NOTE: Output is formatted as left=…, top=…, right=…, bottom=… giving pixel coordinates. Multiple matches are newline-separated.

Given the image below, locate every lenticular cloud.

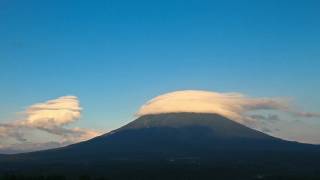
left=137, top=90, right=318, bottom=125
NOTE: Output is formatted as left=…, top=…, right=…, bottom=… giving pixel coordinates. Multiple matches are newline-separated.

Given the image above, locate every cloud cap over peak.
left=137, top=90, right=319, bottom=126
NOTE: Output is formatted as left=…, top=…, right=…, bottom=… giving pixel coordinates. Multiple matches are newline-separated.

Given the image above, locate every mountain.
left=52, top=113, right=317, bottom=153
left=1, top=113, right=320, bottom=179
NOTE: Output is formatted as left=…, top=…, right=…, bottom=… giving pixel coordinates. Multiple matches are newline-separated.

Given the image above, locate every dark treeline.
left=1, top=163, right=320, bottom=180
left=1, top=173, right=320, bottom=180
left=2, top=152, right=320, bottom=180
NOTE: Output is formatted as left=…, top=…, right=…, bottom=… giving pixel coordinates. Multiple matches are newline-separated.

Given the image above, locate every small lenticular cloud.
left=23, top=96, right=82, bottom=128
left=0, top=96, right=101, bottom=153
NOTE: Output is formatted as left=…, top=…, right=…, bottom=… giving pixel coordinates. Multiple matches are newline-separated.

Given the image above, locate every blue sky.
left=0, top=0, right=320, bottom=143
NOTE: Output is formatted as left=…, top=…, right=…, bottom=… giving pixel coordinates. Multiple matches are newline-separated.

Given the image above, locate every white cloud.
left=137, top=90, right=319, bottom=128
left=0, top=96, right=102, bottom=153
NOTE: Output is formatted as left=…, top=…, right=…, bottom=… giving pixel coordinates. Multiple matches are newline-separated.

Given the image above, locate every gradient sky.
left=1, top=0, right=320, bottom=146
